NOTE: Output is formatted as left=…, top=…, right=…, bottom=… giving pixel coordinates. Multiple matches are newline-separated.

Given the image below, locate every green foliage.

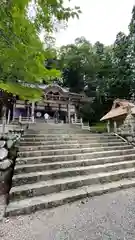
left=0, top=82, right=43, bottom=101
left=128, top=5, right=135, bottom=94
left=0, top=0, right=81, bottom=100
left=58, top=5, right=135, bottom=123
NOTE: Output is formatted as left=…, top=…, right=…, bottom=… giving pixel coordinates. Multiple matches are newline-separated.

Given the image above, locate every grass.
left=90, top=122, right=107, bottom=133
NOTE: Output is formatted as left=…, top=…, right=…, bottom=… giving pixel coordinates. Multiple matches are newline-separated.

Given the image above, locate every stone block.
left=0, top=148, right=8, bottom=160
left=0, top=159, right=13, bottom=170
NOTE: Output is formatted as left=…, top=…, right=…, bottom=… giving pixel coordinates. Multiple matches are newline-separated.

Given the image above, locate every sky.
left=55, top=0, right=135, bottom=47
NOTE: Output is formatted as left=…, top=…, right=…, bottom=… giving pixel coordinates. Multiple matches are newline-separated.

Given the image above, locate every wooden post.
left=67, top=103, right=71, bottom=123
left=27, top=105, right=30, bottom=119
left=31, top=101, right=35, bottom=123
left=12, top=103, right=16, bottom=121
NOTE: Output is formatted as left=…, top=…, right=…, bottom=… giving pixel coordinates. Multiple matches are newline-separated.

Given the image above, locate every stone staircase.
left=5, top=123, right=135, bottom=216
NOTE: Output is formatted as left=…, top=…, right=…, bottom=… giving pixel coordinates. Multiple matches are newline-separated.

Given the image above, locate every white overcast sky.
left=55, top=0, right=135, bottom=47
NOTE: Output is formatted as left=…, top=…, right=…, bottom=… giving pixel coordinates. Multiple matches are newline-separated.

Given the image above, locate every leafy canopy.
left=0, top=0, right=81, bottom=100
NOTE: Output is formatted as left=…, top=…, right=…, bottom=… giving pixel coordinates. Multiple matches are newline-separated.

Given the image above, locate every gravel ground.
left=1, top=188, right=135, bottom=240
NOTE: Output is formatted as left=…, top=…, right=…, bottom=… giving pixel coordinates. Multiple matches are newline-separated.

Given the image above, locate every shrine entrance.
left=9, top=84, right=92, bottom=123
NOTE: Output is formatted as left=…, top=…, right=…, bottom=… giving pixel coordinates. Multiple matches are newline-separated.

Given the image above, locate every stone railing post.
left=75, top=113, right=77, bottom=123
left=12, top=103, right=16, bottom=121
left=31, top=102, right=35, bottom=123
left=19, top=115, right=22, bottom=123
left=7, top=109, right=11, bottom=125
left=71, top=117, right=73, bottom=124
left=107, top=120, right=110, bottom=133
left=80, top=118, right=83, bottom=127
left=114, top=121, right=117, bottom=133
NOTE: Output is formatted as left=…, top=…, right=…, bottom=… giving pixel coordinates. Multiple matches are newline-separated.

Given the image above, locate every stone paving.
left=1, top=188, right=135, bottom=240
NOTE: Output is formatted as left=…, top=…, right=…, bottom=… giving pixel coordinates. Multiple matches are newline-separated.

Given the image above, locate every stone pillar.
left=75, top=112, right=77, bottom=123
left=80, top=118, right=83, bottom=125
left=71, top=117, right=73, bottom=124
left=31, top=101, right=35, bottom=123
left=19, top=115, right=22, bottom=123
left=107, top=120, right=110, bottom=133
left=7, top=109, right=11, bottom=124
left=114, top=121, right=117, bottom=133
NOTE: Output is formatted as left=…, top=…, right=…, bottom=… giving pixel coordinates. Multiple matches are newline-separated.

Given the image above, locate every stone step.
left=27, top=128, right=88, bottom=132
left=14, top=154, right=135, bottom=174
left=12, top=159, right=135, bottom=187
left=27, top=128, right=87, bottom=132
left=19, top=138, right=123, bottom=146
left=9, top=168, right=135, bottom=202
left=18, top=145, right=132, bottom=158
left=16, top=149, right=135, bottom=165
left=23, top=132, right=96, bottom=136
left=25, top=131, right=94, bottom=135
left=6, top=178, right=135, bottom=217
left=19, top=141, right=128, bottom=151
left=23, top=133, right=112, bottom=137
left=20, top=135, right=120, bottom=142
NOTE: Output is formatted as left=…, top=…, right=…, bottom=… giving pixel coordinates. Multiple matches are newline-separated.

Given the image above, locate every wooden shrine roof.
left=100, top=99, right=135, bottom=121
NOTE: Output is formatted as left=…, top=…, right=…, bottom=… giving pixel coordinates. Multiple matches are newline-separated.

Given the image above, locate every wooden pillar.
left=67, top=102, right=71, bottom=123
left=107, top=120, right=110, bottom=133
left=27, top=104, right=30, bottom=119
left=58, top=104, right=61, bottom=121
left=31, top=101, right=35, bottom=123
left=58, top=103, right=61, bottom=113
left=12, top=103, right=16, bottom=121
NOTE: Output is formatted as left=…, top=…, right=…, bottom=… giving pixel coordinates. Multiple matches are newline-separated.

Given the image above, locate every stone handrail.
left=71, top=118, right=83, bottom=125
left=19, top=115, right=34, bottom=124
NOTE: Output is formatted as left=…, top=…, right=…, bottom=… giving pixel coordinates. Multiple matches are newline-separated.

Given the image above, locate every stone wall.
left=0, top=131, right=22, bottom=220
left=117, top=113, right=135, bottom=135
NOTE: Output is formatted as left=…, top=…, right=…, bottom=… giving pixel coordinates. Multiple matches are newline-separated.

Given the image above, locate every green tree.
left=108, top=32, right=131, bottom=99
left=128, top=5, right=135, bottom=95
left=0, top=0, right=81, bottom=100
left=59, top=38, right=97, bottom=94
left=57, top=6, right=135, bottom=124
